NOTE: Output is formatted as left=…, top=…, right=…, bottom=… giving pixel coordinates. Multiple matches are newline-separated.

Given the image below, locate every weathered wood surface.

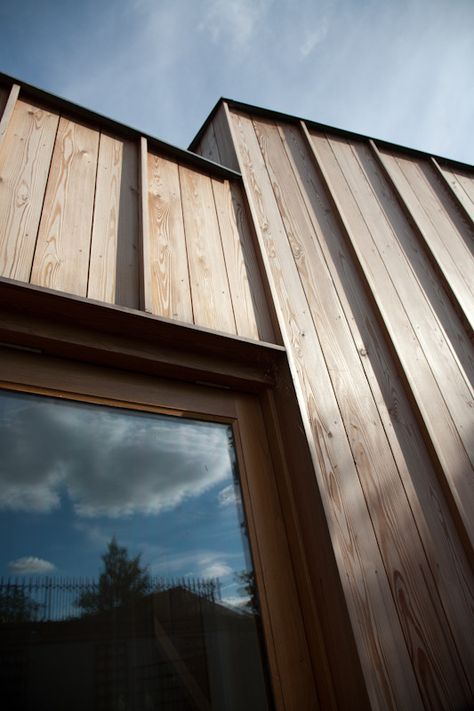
left=147, top=152, right=192, bottom=322
left=206, top=105, right=474, bottom=710
left=0, top=87, right=274, bottom=342
left=31, top=117, right=99, bottom=296
left=226, top=109, right=424, bottom=710
left=179, top=165, right=236, bottom=334
left=0, top=98, right=58, bottom=281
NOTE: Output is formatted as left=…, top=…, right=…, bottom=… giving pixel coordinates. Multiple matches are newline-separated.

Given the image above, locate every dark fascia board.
left=0, top=277, right=284, bottom=390
left=0, top=71, right=241, bottom=181
left=189, top=97, right=474, bottom=173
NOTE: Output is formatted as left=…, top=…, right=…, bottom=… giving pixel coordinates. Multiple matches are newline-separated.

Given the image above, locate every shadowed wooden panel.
left=311, top=133, right=474, bottom=542
left=228, top=110, right=422, bottom=711
left=0, top=84, right=10, bottom=121
left=88, top=133, right=123, bottom=303
left=212, top=178, right=261, bottom=340
left=0, top=83, right=20, bottom=150
left=252, top=117, right=472, bottom=707
left=114, top=139, right=139, bottom=309
left=437, top=163, right=474, bottom=222
left=0, top=99, right=58, bottom=281
left=196, top=122, right=221, bottom=165
left=180, top=165, right=236, bottom=334
left=31, top=117, right=99, bottom=297
left=147, top=153, right=193, bottom=322
left=376, top=149, right=474, bottom=333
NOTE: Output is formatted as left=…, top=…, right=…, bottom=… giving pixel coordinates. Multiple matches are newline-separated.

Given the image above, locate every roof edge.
left=0, top=72, right=241, bottom=181
left=189, top=96, right=474, bottom=172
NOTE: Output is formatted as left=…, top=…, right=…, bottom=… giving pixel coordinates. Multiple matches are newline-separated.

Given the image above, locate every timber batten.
left=0, top=73, right=473, bottom=710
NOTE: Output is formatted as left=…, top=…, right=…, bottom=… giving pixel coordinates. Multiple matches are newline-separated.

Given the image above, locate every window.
left=0, top=332, right=316, bottom=709
left=0, top=386, right=272, bottom=710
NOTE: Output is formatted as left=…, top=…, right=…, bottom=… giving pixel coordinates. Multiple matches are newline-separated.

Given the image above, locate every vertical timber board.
left=309, top=131, right=474, bottom=558
left=0, top=84, right=12, bottom=123
left=138, top=136, right=153, bottom=312
left=31, top=117, right=99, bottom=297
left=0, top=99, right=59, bottom=281
left=147, top=153, right=193, bottom=322
left=213, top=104, right=240, bottom=172
left=234, top=394, right=319, bottom=710
left=0, top=83, right=20, bottom=150
left=228, top=109, right=423, bottom=711
left=376, top=149, right=474, bottom=333
left=114, top=138, right=139, bottom=309
left=179, top=165, right=236, bottom=334
left=435, top=163, right=474, bottom=222
left=88, top=133, right=122, bottom=304
left=196, top=122, right=222, bottom=164
left=278, top=121, right=474, bottom=700
left=211, top=177, right=260, bottom=339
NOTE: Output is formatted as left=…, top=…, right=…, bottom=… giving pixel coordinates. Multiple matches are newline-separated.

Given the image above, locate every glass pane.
left=0, top=388, right=272, bottom=710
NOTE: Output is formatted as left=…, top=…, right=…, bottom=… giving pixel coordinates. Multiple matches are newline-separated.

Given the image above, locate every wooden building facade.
left=0, top=73, right=473, bottom=710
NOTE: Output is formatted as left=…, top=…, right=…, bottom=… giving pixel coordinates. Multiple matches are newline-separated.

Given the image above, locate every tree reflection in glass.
left=0, top=388, right=272, bottom=710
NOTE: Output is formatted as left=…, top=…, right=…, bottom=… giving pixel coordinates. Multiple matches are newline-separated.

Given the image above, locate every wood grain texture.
left=179, top=165, right=236, bottom=334
left=88, top=133, right=123, bottom=303
left=147, top=153, right=193, bottom=322
left=376, top=147, right=474, bottom=334
left=328, top=138, right=474, bottom=463
left=253, top=116, right=472, bottom=707
left=138, top=136, right=152, bottom=312
left=228, top=109, right=423, bottom=711
left=0, top=99, right=59, bottom=281
left=0, top=83, right=20, bottom=150
left=282, top=120, right=474, bottom=701
left=309, top=130, right=474, bottom=560
left=30, top=117, right=99, bottom=296
left=212, top=178, right=260, bottom=339
left=431, top=158, right=474, bottom=225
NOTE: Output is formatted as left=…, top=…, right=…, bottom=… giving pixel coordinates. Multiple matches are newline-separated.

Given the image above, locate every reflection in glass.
left=0, top=389, right=272, bottom=710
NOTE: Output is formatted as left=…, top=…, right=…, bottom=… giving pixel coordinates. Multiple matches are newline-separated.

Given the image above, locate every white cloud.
left=217, top=483, right=241, bottom=507
left=201, top=561, right=233, bottom=578
left=0, top=396, right=233, bottom=518
left=8, top=556, right=56, bottom=575
left=198, top=0, right=274, bottom=47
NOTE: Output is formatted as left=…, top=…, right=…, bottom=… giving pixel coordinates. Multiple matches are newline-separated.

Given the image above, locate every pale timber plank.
left=147, top=153, right=193, bottom=322
left=31, top=118, right=99, bottom=296
left=281, top=121, right=474, bottom=697
left=229, top=110, right=422, bottom=711
left=0, top=83, right=20, bottom=151
left=371, top=142, right=474, bottom=336
left=114, top=139, right=139, bottom=309
left=432, top=159, right=474, bottom=225
left=212, top=177, right=261, bottom=339
left=377, top=149, right=474, bottom=332
left=179, top=165, right=236, bottom=334
left=253, top=117, right=471, bottom=706
left=88, top=133, right=122, bottom=304
left=330, top=138, right=474, bottom=464
left=138, top=136, right=152, bottom=312
left=309, top=130, right=474, bottom=557
left=0, top=99, right=58, bottom=281
left=451, top=168, right=474, bottom=207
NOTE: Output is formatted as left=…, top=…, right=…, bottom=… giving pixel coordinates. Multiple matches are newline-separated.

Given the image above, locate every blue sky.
left=0, top=390, right=251, bottom=610
left=0, top=0, right=473, bottom=164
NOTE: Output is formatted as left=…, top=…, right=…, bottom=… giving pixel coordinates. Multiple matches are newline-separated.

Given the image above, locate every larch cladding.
left=195, top=103, right=474, bottom=711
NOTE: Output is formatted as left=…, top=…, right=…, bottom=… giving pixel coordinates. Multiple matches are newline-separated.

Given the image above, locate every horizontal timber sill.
left=0, top=278, right=285, bottom=391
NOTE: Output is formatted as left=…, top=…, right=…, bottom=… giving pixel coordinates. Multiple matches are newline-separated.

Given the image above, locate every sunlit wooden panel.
left=0, top=99, right=58, bottom=281
left=31, top=118, right=99, bottom=297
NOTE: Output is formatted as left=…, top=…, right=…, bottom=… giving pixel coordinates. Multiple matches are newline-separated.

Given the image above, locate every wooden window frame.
left=0, top=277, right=322, bottom=710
